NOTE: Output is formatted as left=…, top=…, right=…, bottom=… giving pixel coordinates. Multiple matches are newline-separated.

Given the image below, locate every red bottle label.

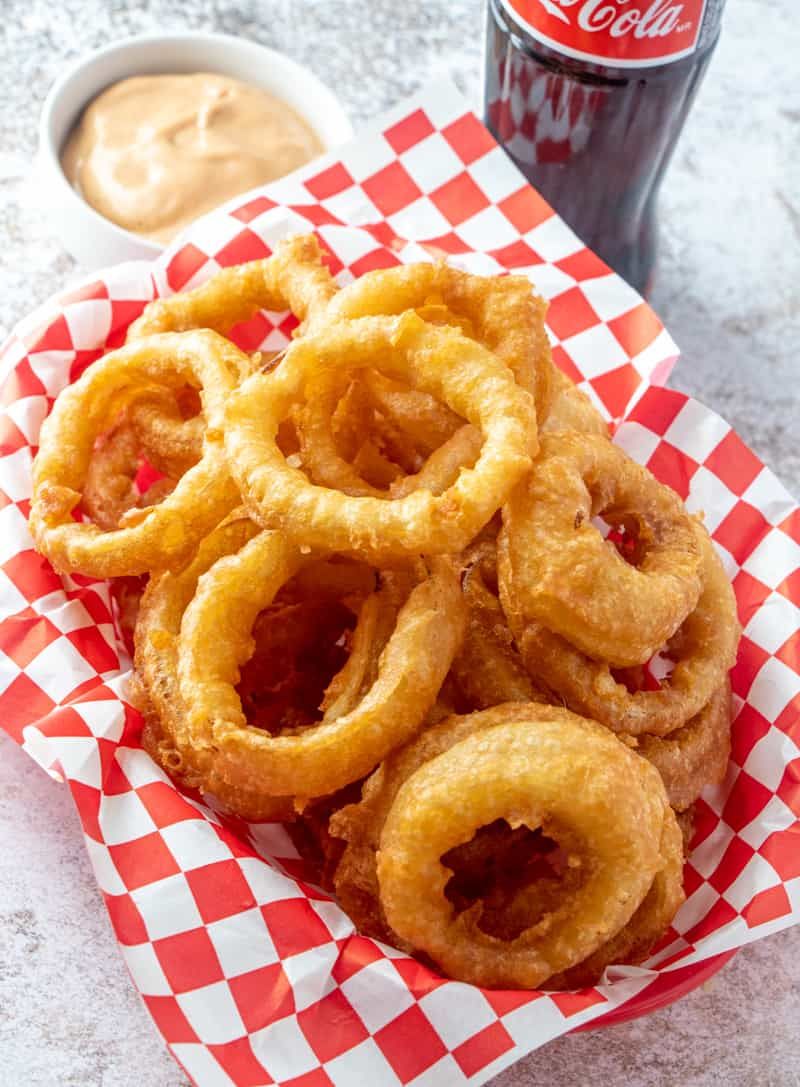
left=499, top=0, right=708, bottom=67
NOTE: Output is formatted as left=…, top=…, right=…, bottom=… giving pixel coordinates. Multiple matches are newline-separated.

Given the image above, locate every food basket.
left=1, top=78, right=798, bottom=1086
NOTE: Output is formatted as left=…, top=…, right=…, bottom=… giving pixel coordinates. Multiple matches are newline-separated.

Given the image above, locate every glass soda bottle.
left=484, top=0, right=727, bottom=294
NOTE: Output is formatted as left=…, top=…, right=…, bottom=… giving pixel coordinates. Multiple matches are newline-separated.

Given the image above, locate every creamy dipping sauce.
left=61, top=72, right=323, bottom=243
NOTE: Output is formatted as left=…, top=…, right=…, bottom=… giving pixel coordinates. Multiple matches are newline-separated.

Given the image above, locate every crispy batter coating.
left=332, top=703, right=682, bottom=989
left=503, top=520, right=739, bottom=736
left=500, top=432, right=703, bottom=667
left=225, top=312, right=538, bottom=561
left=29, top=237, right=739, bottom=993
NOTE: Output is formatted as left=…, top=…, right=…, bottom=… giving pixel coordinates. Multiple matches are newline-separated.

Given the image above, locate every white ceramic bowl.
left=38, top=32, right=354, bottom=268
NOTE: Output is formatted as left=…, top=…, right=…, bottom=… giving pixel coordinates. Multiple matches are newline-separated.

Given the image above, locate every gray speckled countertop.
left=0, top=2, right=798, bottom=1086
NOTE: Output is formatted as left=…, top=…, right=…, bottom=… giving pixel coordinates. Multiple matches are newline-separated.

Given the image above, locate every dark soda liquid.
left=484, top=0, right=726, bottom=294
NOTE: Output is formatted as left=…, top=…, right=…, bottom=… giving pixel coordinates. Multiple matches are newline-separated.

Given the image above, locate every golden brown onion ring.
left=225, top=313, right=538, bottom=561
left=128, top=233, right=337, bottom=338
left=323, top=262, right=553, bottom=416
left=500, top=433, right=703, bottom=668
left=631, top=680, right=732, bottom=810
left=132, top=514, right=295, bottom=821
left=295, top=264, right=552, bottom=501
left=176, top=531, right=466, bottom=799
left=333, top=702, right=674, bottom=988
left=503, top=521, right=739, bottom=737
left=30, top=330, right=246, bottom=577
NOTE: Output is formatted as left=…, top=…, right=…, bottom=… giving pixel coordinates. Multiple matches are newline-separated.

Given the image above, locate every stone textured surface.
left=0, top=2, right=798, bottom=1086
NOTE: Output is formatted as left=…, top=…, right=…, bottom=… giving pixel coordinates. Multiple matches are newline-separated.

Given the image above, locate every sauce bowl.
left=38, top=32, right=354, bottom=268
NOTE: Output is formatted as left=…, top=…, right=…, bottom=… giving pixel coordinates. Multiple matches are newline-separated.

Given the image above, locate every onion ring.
left=502, top=521, right=739, bottom=736
left=132, top=514, right=295, bottom=821
left=30, top=330, right=246, bottom=577
left=323, top=262, right=553, bottom=415
left=294, top=264, right=552, bottom=502
left=500, top=432, right=703, bottom=668
left=332, top=702, right=674, bottom=988
left=176, top=530, right=466, bottom=798
left=545, top=809, right=684, bottom=989
left=128, top=233, right=338, bottom=338
left=224, top=312, right=537, bottom=561
left=630, top=680, right=732, bottom=810
left=541, top=366, right=609, bottom=438
left=123, top=235, right=337, bottom=481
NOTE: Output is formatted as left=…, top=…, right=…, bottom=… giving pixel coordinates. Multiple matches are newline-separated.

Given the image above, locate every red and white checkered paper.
left=1, top=77, right=798, bottom=1087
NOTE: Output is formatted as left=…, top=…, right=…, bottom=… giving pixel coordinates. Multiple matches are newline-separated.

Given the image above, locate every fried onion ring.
left=630, top=680, right=732, bottom=810
left=500, top=433, right=703, bottom=668
left=132, top=514, right=296, bottom=821
left=541, top=365, right=609, bottom=438
left=176, top=531, right=466, bottom=798
left=503, top=521, right=739, bottom=736
left=30, top=330, right=247, bottom=576
left=332, top=702, right=675, bottom=988
left=323, top=262, right=553, bottom=415
left=128, top=233, right=338, bottom=338
left=225, top=313, right=537, bottom=561
left=294, top=264, right=551, bottom=502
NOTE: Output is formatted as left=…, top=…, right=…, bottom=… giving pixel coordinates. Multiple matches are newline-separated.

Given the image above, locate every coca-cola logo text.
left=534, top=0, right=687, bottom=39
left=502, top=0, right=707, bottom=65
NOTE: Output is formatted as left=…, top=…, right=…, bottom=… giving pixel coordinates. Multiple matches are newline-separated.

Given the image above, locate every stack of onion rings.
left=29, top=232, right=739, bottom=991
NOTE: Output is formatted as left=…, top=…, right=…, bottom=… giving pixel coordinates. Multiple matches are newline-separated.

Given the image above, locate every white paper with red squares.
left=0, top=77, right=797, bottom=1087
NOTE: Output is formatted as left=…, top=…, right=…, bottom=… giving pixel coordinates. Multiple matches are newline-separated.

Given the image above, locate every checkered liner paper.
left=1, top=77, right=798, bottom=1087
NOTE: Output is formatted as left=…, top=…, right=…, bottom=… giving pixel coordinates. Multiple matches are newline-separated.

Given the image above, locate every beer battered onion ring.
left=30, top=330, right=247, bottom=577
left=502, top=521, right=739, bottom=736
left=122, top=235, right=338, bottom=477
left=332, top=703, right=677, bottom=988
left=295, top=264, right=552, bottom=499
left=541, top=366, right=610, bottom=438
left=128, top=233, right=338, bottom=338
left=224, top=312, right=538, bottom=561
left=131, top=515, right=296, bottom=822
left=323, top=262, right=553, bottom=413
left=176, top=529, right=466, bottom=798
left=501, top=433, right=703, bottom=668
left=631, top=680, right=732, bottom=811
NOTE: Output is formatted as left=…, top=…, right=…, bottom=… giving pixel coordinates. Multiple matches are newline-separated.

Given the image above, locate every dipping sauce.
left=61, top=72, right=323, bottom=243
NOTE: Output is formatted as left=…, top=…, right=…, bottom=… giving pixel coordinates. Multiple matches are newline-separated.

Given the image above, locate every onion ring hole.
left=441, top=819, right=582, bottom=941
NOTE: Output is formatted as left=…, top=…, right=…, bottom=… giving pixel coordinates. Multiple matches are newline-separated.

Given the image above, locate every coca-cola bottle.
left=484, top=0, right=727, bottom=294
